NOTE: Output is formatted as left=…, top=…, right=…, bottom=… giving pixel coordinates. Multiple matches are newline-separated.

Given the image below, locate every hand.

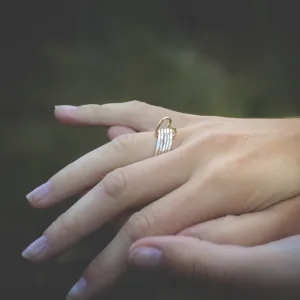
left=22, top=101, right=300, bottom=299
left=129, top=233, right=300, bottom=294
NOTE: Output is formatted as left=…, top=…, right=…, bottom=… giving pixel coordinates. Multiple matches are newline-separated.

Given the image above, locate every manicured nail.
left=55, top=105, right=78, bottom=113
left=129, top=247, right=163, bottom=269
left=26, top=181, right=51, bottom=204
left=67, top=278, right=87, bottom=299
left=22, top=236, right=48, bottom=261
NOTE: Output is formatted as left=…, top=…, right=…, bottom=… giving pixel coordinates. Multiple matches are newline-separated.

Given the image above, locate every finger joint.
left=102, top=168, right=128, bottom=200
left=122, top=212, right=153, bottom=242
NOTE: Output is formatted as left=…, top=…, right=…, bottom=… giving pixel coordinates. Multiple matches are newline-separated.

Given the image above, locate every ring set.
left=154, top=117, right=177, bottom=156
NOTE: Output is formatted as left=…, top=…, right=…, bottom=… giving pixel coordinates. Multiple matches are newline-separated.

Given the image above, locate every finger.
left=82, top=127, right=135, bottom=204
left=63, top=177, right=235, bottom=299
left=128, top=235, right=300, bottom=290
left=107, top=126, right=136, bottom=140
left=54, top=101, right=194, bottom=131
left=64, top=183, right=198, bottom=299
left=77, top=169, right=243, bottom=291
left=26, top=129, right=185, bottom=208
left=22, top=147, right=191, bottom=262
left=66, top=229, right=131, bottom=299
left=65, top=197, right=191, bottom=300
left=80, top=186, right=300, bottom=296
left=31, top=125, right=136, bottom=201
left=179, top=196, right=300, bottom=246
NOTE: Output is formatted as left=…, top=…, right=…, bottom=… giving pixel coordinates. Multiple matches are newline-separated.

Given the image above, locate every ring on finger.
left=154, top=117, right=177, bottom=156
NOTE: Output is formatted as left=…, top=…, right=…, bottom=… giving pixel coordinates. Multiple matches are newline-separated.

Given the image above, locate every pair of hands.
left=22, top=101, right=300, bottom=299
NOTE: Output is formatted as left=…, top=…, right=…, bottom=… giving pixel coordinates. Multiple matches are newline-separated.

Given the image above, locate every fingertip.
left=22, top=236, right=49, bottom=262
left=55, top=105, right=78, bottom=112
left=54, top=105, right=83, bottom=125
left=26, top=181, right=52, bottom=207
left=128, top=247, right=163, bottom=270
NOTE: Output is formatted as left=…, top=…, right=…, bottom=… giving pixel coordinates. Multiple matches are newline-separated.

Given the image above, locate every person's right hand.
left=129, top=233, right=300, bottom=294
left=23, top=101, right=300, bottom=299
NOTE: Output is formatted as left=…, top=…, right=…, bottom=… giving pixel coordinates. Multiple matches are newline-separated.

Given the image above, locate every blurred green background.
left=1, top=1, right=300, bottom=299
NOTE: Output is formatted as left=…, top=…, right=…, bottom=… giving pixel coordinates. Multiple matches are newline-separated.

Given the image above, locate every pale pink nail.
left=67, top=278, right=87, bottom=299
left=22, top=236, right=48, bottom=261
left=26, top=181, right=51, bottom=204
left=55, top=105, right=78, bottom=113
left=129, top=247, right=163, bottom=269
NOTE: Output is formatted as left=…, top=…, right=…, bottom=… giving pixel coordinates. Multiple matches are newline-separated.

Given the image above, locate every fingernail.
left=55, top=105, right=78, bottom=113
left=22, top=236, right=48, bottom=261
left=67, top=278, right=87, bottom=299
left=26, top=181, right=51, bottom=204
left=129, top=247, right=163, bottom=269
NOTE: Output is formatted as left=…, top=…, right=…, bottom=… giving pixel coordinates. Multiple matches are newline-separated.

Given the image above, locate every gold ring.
left=154, top=117, right=177, bottom=156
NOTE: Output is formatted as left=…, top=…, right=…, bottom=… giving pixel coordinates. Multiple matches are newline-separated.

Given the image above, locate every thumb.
left=128, top=236, right=300, bottom=290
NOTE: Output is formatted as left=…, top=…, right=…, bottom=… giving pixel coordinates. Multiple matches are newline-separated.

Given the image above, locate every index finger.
left=54, top=101, right=194, bottom=131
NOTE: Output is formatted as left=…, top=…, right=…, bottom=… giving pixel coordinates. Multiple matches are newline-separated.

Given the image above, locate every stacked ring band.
left=154, top=117, right=177, bottom=156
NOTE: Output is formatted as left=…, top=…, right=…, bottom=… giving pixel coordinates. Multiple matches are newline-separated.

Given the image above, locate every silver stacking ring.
left=154, top=117, right=177, bottom=156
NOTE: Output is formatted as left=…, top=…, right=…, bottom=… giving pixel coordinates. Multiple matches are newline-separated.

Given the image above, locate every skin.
left=129, top=234, right=300, bottom=294
left=22, top=101, right=300, bottom=299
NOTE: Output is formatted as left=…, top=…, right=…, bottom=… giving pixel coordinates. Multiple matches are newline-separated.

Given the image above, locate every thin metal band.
left=154, top=117, right=176, bottom=156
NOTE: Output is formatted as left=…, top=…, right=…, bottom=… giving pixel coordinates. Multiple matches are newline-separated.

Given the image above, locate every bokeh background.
left=1, top=1, right=300, bottom=299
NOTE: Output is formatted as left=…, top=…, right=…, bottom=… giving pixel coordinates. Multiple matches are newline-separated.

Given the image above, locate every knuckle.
left=202, top=162, right=226, bottom=183
left=202, top=154, right=239, bottom=185
left=110, top=133, right=135, bottom=153
left=213, top=157, right=244, bottom=185
left=215, top=131, right=237, bottom=144
left=122, top=212, right=153, bottom=242
left=206, top=131, right=233, bottom=145
left=129, top=100, right=147, bottom=110
left=191, top=131, right=218, bottom=152
left=194, top=130, right=241, bottom=151
left=102, top=169, right=128, bottom=199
